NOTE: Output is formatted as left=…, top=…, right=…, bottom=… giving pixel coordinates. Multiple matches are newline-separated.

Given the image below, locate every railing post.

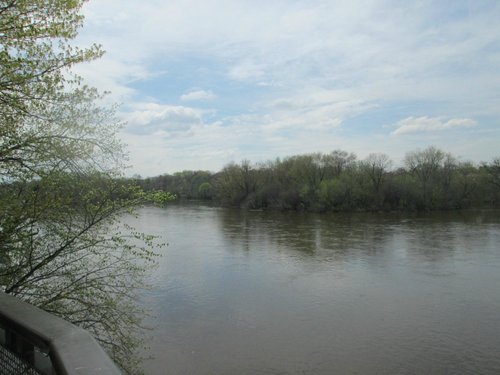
left=5, top=329, right=35, bottom=365
left=5, top=330, right=35, bottom=365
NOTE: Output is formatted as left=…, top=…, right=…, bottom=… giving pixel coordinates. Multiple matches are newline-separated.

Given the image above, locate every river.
left=128, top=203, right=500, bottom=374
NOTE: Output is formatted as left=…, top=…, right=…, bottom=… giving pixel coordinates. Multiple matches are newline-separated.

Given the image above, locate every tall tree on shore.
left=0, top=1, right=171, bottom=373
left=404, top=146, right=450, bottom=208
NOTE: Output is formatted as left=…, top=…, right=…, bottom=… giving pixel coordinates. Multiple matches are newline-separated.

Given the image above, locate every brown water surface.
left=130, top=204, right=500, bottom=374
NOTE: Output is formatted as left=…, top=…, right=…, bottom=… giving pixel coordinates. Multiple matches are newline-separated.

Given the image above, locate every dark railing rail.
left=0, top=292, right=122, bottom=375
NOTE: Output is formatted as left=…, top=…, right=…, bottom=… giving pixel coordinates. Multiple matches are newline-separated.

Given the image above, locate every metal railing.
left=0, top=292, right=122, bottom=375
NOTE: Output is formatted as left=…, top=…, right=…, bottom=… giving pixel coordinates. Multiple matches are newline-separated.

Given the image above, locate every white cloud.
left=124, top=103, right=205, bottom=136
left=180, top=90, right=216, bottom=101
left=262, top=88, right=374, bottom=132
left=74, top=0, right=500, bottom=174
left=72, top=55, right=164, bottom=106
left=228, top=60, right=267, bottom=82
left=392, top=116, right=478, bottom=135
left=78, top=0, right=500, bottom=98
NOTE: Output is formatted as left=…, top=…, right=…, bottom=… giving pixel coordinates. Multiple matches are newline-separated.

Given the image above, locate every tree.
left=325, top=149, right=357, bottom=177
left=452, top=161, right=478, bottom=208
left=214, top=160, right=258, bottom=207
left=198, top=181, right=213, bottom=200
left=362, top=153, right=392, bottom=194
left=404, top=146, right=448, bottom=208
left=485, top=157, right=500, bottom=189
left=288, top=154, right=325, bottom=203
left=0, top=2, right=172, bottom=373
left=481, top=157, right=500, bottom=206
left=0, top=173, right=169, bottom=372
left=359, top=153, right=392, bottom=208
left=0, top=0, right=102, bottom=113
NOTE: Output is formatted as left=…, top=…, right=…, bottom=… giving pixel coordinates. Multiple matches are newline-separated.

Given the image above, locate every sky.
left=75, top=0, right=500, bottom=177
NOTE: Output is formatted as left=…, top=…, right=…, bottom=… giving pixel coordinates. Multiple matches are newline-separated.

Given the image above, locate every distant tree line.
left=134, top=147, right=500, bottom=212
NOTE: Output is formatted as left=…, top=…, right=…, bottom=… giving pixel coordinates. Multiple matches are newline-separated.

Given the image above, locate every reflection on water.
left=127, top=204, right=500, bottom=374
